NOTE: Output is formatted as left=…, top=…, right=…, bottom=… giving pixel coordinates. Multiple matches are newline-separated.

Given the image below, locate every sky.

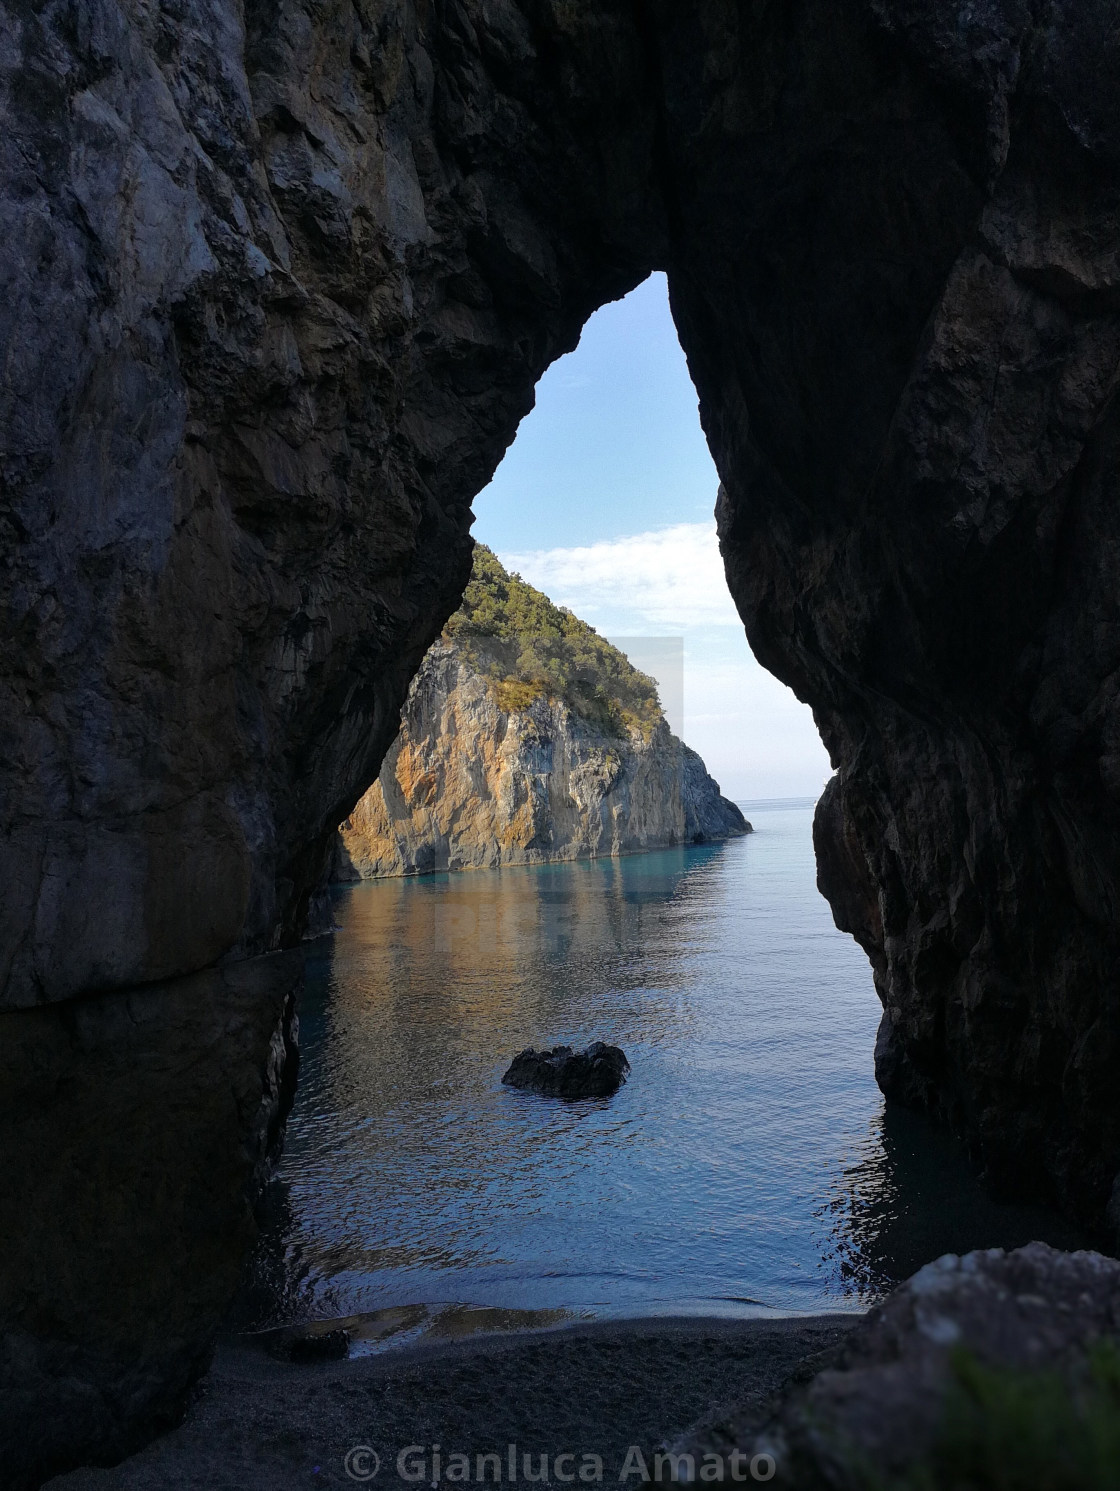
left=471, top=273, right=831, bottom=802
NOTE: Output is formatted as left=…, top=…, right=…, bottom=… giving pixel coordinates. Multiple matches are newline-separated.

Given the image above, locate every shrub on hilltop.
left=444, top=545, right=663, bottom=737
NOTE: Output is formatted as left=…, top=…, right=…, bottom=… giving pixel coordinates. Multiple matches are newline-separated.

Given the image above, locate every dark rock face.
left=0, top=0, right=667, bottom=1009
left=681, top=747, right=751, bottom=845
left=502, top=1042, right=630, bottom=1099
left=676, top=1243, right=1120, bottom=1487
left=0, top=953, right=302, bottom=1489
left=2, top=0, right=1120, bottom=1316
left=679, top=4, right=1120, bottom=1225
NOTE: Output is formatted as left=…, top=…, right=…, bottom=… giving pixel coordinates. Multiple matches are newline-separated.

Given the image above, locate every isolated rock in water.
left=676, top=1243, right=1120, bottom=1487
left=502, top=1043, right=630, bottom=1099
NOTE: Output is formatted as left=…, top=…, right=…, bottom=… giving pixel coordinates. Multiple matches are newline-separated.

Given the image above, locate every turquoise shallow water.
left=244, top=800, right=1086, bottom=1333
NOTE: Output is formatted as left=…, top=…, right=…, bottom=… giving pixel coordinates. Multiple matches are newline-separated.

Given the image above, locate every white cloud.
left=494, top=523, right=832, bottom=800
left=680, top=655, right=832, bottom=800
left=502, top=522, right=742, bottom=630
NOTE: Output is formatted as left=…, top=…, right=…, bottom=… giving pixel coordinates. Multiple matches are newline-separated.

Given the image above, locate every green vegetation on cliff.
left=444, top=545, right=662, bottom=737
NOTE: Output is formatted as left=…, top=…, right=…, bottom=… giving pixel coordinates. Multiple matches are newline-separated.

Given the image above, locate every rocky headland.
left=336, top=548, right=749, bottom=879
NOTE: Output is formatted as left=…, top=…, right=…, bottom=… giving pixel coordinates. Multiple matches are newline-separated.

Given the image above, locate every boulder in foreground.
left=502, top=1042, right=630, bottom=1099
left=675, top=1242, right=1120, bottom=1487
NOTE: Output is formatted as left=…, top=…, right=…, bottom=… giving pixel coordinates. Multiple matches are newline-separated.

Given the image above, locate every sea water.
left=242, top=800, right=1086, bottom=1337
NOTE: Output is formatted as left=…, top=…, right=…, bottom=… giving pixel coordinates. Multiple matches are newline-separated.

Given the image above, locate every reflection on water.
left=818, top=1101, right=1090, bottom=1301
left=240, top=801, right=1087, bottom=1329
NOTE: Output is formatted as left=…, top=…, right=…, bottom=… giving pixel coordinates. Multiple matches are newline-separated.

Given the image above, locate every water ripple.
left=236, top=805, right=1086, bottom=1330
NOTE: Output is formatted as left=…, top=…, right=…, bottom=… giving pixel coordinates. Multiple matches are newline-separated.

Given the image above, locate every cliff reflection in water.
left=244, top=800, right=1084, bottom=1330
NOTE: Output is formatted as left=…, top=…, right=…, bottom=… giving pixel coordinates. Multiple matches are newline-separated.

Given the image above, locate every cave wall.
left=671, top=1, right=1120, bottom=1222
left=3, top=0, right=1120, bottom=1226
left=0, top=0, right=667, bottom=1005
left=0, top=951, right=302, bottom=1487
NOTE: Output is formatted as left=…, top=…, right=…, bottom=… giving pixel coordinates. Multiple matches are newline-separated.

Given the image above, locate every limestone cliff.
left=337, top=637, right=749, bottom=879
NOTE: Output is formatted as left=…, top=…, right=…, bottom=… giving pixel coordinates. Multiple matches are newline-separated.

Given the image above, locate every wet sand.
left=48, top=1315, right=858, bottom=1490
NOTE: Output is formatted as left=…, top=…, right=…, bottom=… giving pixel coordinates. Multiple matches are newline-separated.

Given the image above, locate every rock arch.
left=4, top=0, right=1120, bottom=1231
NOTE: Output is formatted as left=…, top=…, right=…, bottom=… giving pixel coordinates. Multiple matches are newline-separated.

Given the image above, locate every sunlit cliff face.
left=336, top=635, right=746, bottom=878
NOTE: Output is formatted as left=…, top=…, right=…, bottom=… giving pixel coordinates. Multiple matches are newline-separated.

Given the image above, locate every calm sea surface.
left=241, top=800, right=1086, bottom=1341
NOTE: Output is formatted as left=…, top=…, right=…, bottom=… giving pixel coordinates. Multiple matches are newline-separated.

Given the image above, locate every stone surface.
left=335, top=639, right=749, bottom=879
left=1, top=0, right=1120, bottom=1241
left=44, top=1319, right=857, bottom=1491
left=0, top=952, right=302, bottom=1490
left=675, top=1243, right=1120, bottom=1488
left=502, top=1041, right=630, bottom=1099
left=286, top=1329, right=351, bottom=1364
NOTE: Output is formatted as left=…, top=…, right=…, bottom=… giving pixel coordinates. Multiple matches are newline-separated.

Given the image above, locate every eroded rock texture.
left=336, top=639, right=748, bottom=877
left=502, top=1040, right=631, bottom=1099
left=0, top=0, right=667, bottom=1006
left=675, top=1243, right=1120, bottom=1488
left=2, top=0, right=1120, bottom=1247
